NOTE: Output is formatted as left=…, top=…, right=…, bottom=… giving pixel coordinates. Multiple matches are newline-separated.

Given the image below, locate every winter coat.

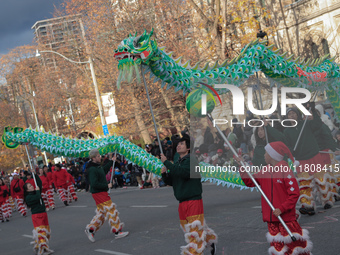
left=53, top=168, right=68, bottom=187
left=0, top=185, right=9, bottom=203
left=162, top=154, right=202, bottom=202
left=25, top=190, right=45, bottom=214
left=39, top=175, right=49, bottom=191
left=283, top=109, right=322, bottom=160
left=87, top=160, right=113, bottom=194
left=11, top=178, right=25, bottom=198
left=240, top=160, right=299, bottom=223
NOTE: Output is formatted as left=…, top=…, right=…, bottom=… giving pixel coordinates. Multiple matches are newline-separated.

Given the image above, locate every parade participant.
left=313, top=118, right=340, bottom=209
left=38, top=168, right=50, bottom=211
left=66, top=172, right=78, bottom=203
left=25, top=172, right=37, bottom=188
left=10, top=172, right=27, bottom=216
left=0, top=178, right=11, bottom=222
left=3, top=176, right=12, bottom=218
left=240, top=141, right=312, bottom=255
left=84, top=149, right=129, bottom=242
left=52, top=164, right=69, bottom=206
left=44, top=166, right=55, bottom=210
left=283, top=103, right=323, bottom=215
left=24, top=175, right=54, bottom=255
left=252, top=120, right=286, bottom=168
left=161, top=135, right=217, bottom=255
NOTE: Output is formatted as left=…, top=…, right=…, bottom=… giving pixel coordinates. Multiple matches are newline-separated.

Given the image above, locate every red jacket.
left=39, top=175, right=49, bottom=191
left=47, top=172, right=54, bottom=187
left=10, top=178, right=25, bottom=198
left=240, top=160, right=300, bottom=223
left=0, top=185, right=9, bottom=203
left=67, top=173, right=75, bottom=185
left=25, top=178, right=36, bottom=189
left=53, top=168, right=68, bottom=187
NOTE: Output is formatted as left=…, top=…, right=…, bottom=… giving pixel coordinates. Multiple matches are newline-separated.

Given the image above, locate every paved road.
left=1, top=183, right=340, bottom=255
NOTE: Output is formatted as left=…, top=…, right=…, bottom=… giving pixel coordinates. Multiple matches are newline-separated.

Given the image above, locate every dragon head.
left=114, top=29, right=157, bottom=87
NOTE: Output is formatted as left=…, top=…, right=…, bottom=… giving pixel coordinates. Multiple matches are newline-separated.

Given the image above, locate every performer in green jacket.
left=24, top=173, right=54, bottom=255
left=84, top=149, right=129, bottom=243
left=161, top=135, right=217, bottom=255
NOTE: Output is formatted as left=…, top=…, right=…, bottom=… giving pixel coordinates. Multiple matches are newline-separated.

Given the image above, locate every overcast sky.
left=0, top=0, right=64, bottom=55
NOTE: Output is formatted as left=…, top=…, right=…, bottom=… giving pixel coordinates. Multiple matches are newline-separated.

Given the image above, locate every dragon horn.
left=134, top=31, right=138, bottom=37
left=149, top=28, right=154, bottom=37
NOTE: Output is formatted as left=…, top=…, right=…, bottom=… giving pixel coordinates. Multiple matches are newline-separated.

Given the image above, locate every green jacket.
left=162, top=153, right=202, bottom=202
left=314, top=123, right=338, bottom=151
left=283, top=109, right=322, bottom=160
left=25, top=190, right=45, bottom=214
left=87, top=160, right=113, bottom=194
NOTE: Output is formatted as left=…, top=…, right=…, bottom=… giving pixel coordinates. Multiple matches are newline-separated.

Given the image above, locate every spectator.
left=194, top=129, right=204, bottom=149
left=315, top=104, right=334, bottom=131
left=204, top=126, right=214, bottom=147
left=232, top=118, right=246, bottom=152
left=211, top=149, right=226, bottom=165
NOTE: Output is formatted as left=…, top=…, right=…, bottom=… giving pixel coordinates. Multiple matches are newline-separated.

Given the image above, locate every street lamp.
left=35, top=49, right=108, bottom=135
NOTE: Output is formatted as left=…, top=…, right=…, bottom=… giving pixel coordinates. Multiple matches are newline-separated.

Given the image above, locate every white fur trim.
left=180, top=242, right=206, bottom=255
left=183, top=220, right=204, bottom=233
left=268, top=245, right=288, bottom=255
left=267, top=229, right=313, bottom=255
left=180, top=220, right=217, bottom=254
left=297, top=175, right=314, bottom=182
left=314, top=173, right=337, bottom=185
left=265, top=144, right=283, bottom=162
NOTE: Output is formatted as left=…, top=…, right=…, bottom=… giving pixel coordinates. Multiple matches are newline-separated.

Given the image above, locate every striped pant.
left=67, top=183, right=78, bottom=202
left=15, top=197, right=27, bottom=216
left=0, top=200, right=11, bottom=220
left=32, top=212, right=53, bottom=255
left=47, top=188, right=55, bottom=209
left=86, top=192, right=124, bottom=234
left=41, top=190, right=49, bottom=210
left=179, top=199, right=217, bottom=255
left=57, top=185, right=69, bottom=202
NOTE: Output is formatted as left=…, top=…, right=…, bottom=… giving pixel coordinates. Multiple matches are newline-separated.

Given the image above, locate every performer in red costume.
left=240, top=141, right=313, bottom=255
left=44, top=166, right=55, bottom=210
left=66, top=172, right=78, bottom=203
left=0, top=178, right=11, bottom=222
left=11, top=172, right=27, bottom=216
left=53, top=164, right=70, bottom=206
left=39, top=168, right=50, bottom=211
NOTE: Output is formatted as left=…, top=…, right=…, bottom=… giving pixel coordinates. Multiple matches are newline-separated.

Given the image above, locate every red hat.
left=217, top=149, right=223, bottom=153
left=264, top=141, right=298, bottom=165
left=223, top=141, right=232, bottom=147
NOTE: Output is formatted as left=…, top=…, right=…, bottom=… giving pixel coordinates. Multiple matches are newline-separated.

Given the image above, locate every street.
left=1, top=183, right=340, bottom=255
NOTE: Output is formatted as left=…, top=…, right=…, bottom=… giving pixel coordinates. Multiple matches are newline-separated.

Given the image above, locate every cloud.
left=0, top=0, right=63, bottom=55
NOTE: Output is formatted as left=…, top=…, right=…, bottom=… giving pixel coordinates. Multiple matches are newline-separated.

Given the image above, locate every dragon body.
left=114, top=29, right=340, bottom=119
left=4, top=30, right=340, bottom=191
left=2, top=126, right=250, bottom=190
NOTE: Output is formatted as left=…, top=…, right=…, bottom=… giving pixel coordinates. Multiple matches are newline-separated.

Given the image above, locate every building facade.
left=267, top=0, right=340, bottom=60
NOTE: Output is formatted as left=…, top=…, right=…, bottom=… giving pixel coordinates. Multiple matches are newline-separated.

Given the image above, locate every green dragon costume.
left=114, top=29, right=340, bottom=119
left=2, top=126, right=247, bottom=189
left=4, top=29, right=340, bottom=191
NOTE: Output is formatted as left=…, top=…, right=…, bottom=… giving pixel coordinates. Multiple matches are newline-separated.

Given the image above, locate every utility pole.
left=21, top=101, right=36, bottom=168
